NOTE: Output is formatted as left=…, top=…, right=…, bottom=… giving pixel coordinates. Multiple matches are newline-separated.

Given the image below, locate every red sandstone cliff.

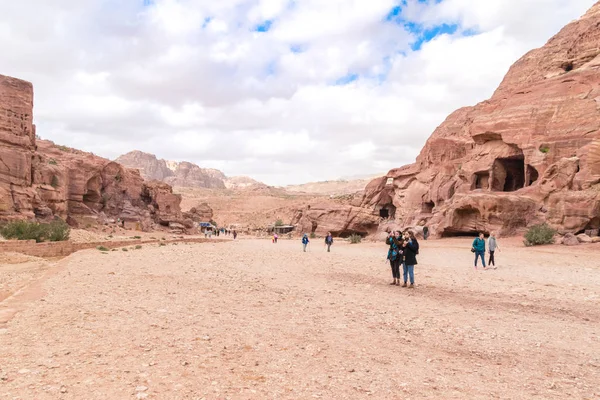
left=0, top=74, right=183, bottom=230
left=358, top=2, right=600, bottom=237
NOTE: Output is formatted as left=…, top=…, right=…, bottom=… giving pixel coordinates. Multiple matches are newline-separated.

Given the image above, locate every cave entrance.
left=379, top=204, right=396, bottom=219
left=421, top=201, right=434, bottom=214
left=311, top=222, right=318, bottom=233
left=526, top=165, right=539, bottom=186
left=472, top=171, right=490, bottom=190
left=441, top=207, right=485, bottom=237
left=492, top=156, right=525, bottom=192
left=83, top=176, right=102, bottom=210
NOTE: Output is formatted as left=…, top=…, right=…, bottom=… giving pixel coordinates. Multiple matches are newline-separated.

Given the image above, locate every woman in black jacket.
left=402, top=231, right=419, bottom=288
left=385, top=231, right=404, bottom=285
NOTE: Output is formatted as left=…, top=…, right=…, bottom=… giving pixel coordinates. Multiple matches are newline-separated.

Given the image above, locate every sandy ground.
left=1, top=238, right=599, bottom=399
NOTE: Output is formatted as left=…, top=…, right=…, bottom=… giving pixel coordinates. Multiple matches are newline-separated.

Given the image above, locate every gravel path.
left=1, top=238, right=599, bottom=399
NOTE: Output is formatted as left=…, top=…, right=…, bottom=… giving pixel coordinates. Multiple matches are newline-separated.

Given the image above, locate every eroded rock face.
left=117, top=151, right=227, bottom=189
left=358, top=2, right=600, bottom=238
left=0, top=74, right=183, bottom=229
left=291, top=203, right=380, bottom=237
left=183, top=202, right=214, bottom=223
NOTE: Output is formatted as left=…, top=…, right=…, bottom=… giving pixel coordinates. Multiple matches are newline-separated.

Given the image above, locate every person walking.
left=302, top=233, right=310, bottom=252
left=386, top=231, right=404, bottom=286
left=488, top=232, right=499, bottom=269
left=274, top=233, right=278, bottom=244
left=233, top=230, right=237, bottom=240
left=324, top=232, right=334, bottom=252
left=472, top=232, right=486, bottom=270
left=402, top=231, right=419, bottom=288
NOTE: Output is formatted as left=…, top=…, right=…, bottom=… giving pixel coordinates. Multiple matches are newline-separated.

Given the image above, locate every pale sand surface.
left=1, top=238, right=599, bottom=399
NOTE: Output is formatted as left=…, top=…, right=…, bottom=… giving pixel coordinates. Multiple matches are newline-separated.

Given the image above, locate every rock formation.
left=116, top=151, right=265, bottom=189
left=0, top=74, right=183, bottom=230
left=359, top=2, right=600, bottom=238
left=182, top=202, right=214, bottom=223
left=291, top=202, right=380, bottom=237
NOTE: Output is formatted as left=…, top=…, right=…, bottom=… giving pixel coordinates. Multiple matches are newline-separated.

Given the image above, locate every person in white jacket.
left=488, top=232, right=500, bottom=269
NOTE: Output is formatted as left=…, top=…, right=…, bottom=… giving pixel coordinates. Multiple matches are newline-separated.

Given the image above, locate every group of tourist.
left=300, top=232, right=334, bottom=252
left=295, top=228, right=499, bottom=287
left=471, top=232, right=500, bottom=270
left=386, top=230, right=420, bottom=287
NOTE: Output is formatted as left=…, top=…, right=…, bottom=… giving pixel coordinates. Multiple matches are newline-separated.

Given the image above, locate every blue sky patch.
left=255, top=20, right=273, bottom=32
left=334, top=73, right=359, bottom=86
left=411, top=23, right=458, bottom=50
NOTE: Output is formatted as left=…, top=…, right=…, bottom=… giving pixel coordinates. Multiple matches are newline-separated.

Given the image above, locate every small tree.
left=524, top=223, right=556, bottom=246
left=274, top=219, right=284, bottom=226
left=349, top=234, right=362, bottom=244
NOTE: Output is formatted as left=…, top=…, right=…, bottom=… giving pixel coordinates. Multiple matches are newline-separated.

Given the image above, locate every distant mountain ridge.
left=115, top=151, right=265, bottom=189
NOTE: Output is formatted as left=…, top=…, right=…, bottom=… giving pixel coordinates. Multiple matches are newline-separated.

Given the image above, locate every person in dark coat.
left=402, top=231, right=419, bottom=288
left=386, top=231, right=404, bottom=285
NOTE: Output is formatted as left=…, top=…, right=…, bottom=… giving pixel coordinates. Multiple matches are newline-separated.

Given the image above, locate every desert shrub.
left=132, top=236, right=141, bottom=239
left=524, top=223, right=556, bottom=246
left=46, top=219, right=70, bottom=242
left=0, top=219, right=70, bottom=243
left=159, top=242, right=166, bottom=247
left=274, top=219, right=284, bottom=226
left=56, top=145, right=70, bottom=152
left=97, top=246, right=109, bottom=251
left=348, top=234, right=362, bottom=244
left=539, top=145, right=550, bottom=154
left=0, top=220, right=47, bottom=242
left=209, top=220, right=218, bottom=228
left=48, top=158, right=58, bottom=165
left=122, top=247, right=128, bottom=251
left=310, top=232, right=316, bottom=239
left=135, top=245, right=142, bottom=250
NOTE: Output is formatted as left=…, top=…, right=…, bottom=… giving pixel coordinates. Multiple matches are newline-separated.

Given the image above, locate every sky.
left=0, top=0, right=596, bottom=186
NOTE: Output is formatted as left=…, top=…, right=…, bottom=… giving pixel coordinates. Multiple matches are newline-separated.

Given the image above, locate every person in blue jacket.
left=302, top=233, right=310, bottom=252
left=472, top=232, right=486, bottom=270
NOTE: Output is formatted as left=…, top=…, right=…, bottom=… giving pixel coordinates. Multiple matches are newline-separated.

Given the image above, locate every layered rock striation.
left=0, top=74, right=183, bottom=230
left=359, top=2, right=600, bottom=237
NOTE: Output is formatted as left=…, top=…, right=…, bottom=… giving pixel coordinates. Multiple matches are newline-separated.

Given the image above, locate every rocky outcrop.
left=291, top=203, right=380, bottom=237
left=164, top=162, right=226, bottom=189
left=358, top=2, right=600, bottom=238
left=0, top=75, right=37, bottom=219
left=114, top=151, right=172, bottom=181
left=182, top=202, right=214, bottom=223
left=0, top=74, right=183, bottom=230
left=116, top=150, right=265, bottom=190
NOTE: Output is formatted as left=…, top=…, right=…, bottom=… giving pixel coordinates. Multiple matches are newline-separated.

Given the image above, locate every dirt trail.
left=0, top=238, right=599, bottom=399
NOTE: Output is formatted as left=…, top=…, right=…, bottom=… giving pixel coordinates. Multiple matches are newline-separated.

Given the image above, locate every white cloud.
left=0, top=0, right=596, bottom=185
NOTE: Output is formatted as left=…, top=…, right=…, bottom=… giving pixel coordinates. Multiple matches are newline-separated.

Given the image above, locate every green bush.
left=135, top=245, right=142, bottom=250
left=539, top=145, right=550, bottom=154
left=0, top=219, right=70, bottom=243
left=348, top=234, right=362, bottom=244
left=46, top=219, right=70, bottom=242
left=274, top=219, right=284, bottom=226
left=524, top=223, right=556, bottom=246
left=132, top=236, right=141, bottom=239
left=48, top=158, right=58, bottom=165
left=97, top=246, right=109, bottom=251
left=122, top=247, right=128, bottom=252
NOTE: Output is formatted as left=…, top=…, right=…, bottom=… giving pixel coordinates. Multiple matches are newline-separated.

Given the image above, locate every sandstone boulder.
left=561, top=233, right=580, bottom=246
left=576, top=233, right=593, bottom=243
